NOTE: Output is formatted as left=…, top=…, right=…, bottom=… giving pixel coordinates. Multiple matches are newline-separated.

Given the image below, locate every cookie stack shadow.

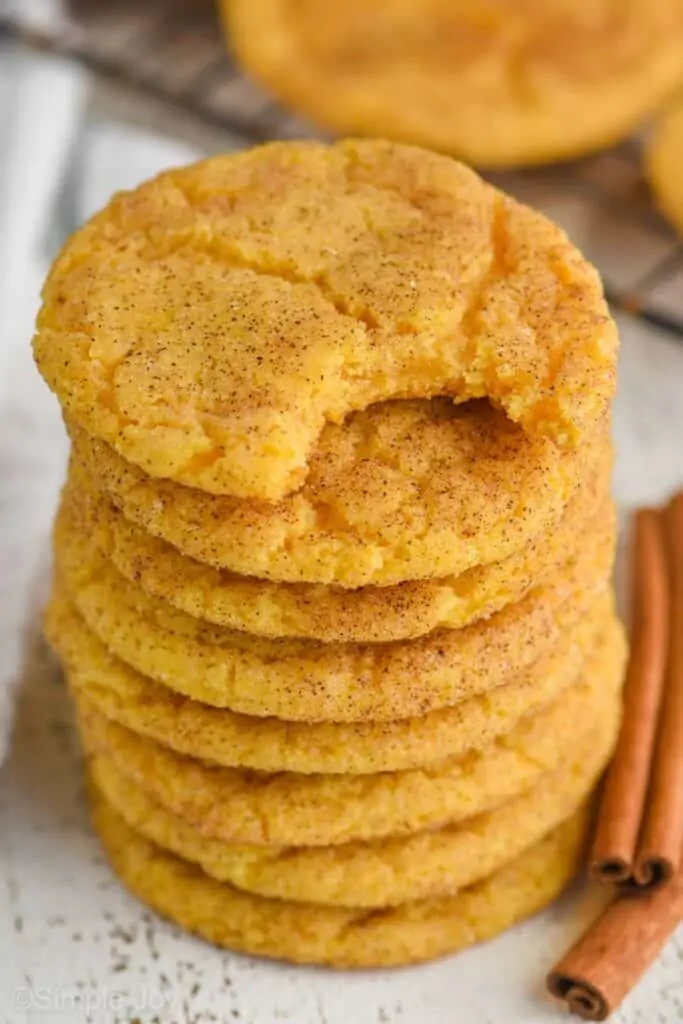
left=36, top=141, right=625, bottom=968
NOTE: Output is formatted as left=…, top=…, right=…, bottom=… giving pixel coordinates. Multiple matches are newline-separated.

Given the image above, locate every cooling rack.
left=3, top=0, right=683, bottom=339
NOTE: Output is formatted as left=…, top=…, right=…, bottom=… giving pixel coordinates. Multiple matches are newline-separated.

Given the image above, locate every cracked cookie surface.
left=76, top=631, right=625, bottom=847
left=47, top=588, right=616, bottom=774
left=90, top=745, right=605, bottom=909
left=63, top=448, right=611, bottom=641
left=227, top=4, right=683, bottom=168
left=35, top=140, right=616, bottom=501
left=70, top=404, right=610, bottom=587
left=91, top=786, right=588, bottom=967
left=53, top=499, right=616, bottom=722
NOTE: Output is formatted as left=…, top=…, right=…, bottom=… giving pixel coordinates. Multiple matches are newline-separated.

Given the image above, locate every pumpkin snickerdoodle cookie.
left=227, top=2, right=683, bottom=168
left=76, top=630, right=625, bottom=848
left=91, top=787, right=589, bottom=968
left=53, top=500, right=616, bottom=722
left=35, top=140, right=616, bottom=506
left=90, top=745, right=606, bottom=909
left=47, top=589, right=616, bottom=774
left=63, top=448, right=612, bottom=642
left=69, top=407, right=610, bottom=589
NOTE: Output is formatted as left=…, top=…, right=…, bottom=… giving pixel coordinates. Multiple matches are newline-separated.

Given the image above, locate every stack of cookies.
left=35, top=140, right=625, bottom=968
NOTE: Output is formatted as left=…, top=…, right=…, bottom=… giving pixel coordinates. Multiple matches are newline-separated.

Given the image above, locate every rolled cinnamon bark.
left=547, top=872, right=683, bottom=1021
left=589, top=508, right=668, bottom=887
left=633, top=493, right=683, bottom=886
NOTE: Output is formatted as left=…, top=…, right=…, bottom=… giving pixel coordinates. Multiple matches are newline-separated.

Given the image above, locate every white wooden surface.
left=1, top=52, right=683, bottom=1024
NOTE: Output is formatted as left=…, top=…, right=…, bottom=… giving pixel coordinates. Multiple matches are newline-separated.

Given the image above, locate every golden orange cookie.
left=91, top=786, right=588, bottom=968
left=48, top=587, right=616, bottom=774
left=227, top=2, right=683, bottom=168
left=34, top=141, right=616, bottom=504
left=69, top=404, right=611, bottom=588
left=76, top=630, right=625, bottom=847
left=91, top=744, right=606, bottom=909
left=53, top=498, right=616, bottom=721
left=63, top=446, right=611, bottom=642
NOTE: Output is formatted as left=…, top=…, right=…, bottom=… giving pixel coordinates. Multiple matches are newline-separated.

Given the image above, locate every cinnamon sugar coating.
left=35, top=141, right=616, bottom=502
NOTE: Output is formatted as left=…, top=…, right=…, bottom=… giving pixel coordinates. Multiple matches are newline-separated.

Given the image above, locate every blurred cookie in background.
left=224, top=1, right=683, bottom=168
left=646, top=93, right=683, bottom=236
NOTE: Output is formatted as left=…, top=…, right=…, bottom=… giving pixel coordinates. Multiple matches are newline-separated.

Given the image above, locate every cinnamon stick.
left=633, top=493, right=683, bottom=886
left=547, top=872, right=683, bottom=1021
left=589, top=508, right=669, bottom=887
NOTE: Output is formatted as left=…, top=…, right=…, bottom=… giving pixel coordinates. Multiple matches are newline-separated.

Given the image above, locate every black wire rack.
left=3, top=0, right=683, bottom=339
